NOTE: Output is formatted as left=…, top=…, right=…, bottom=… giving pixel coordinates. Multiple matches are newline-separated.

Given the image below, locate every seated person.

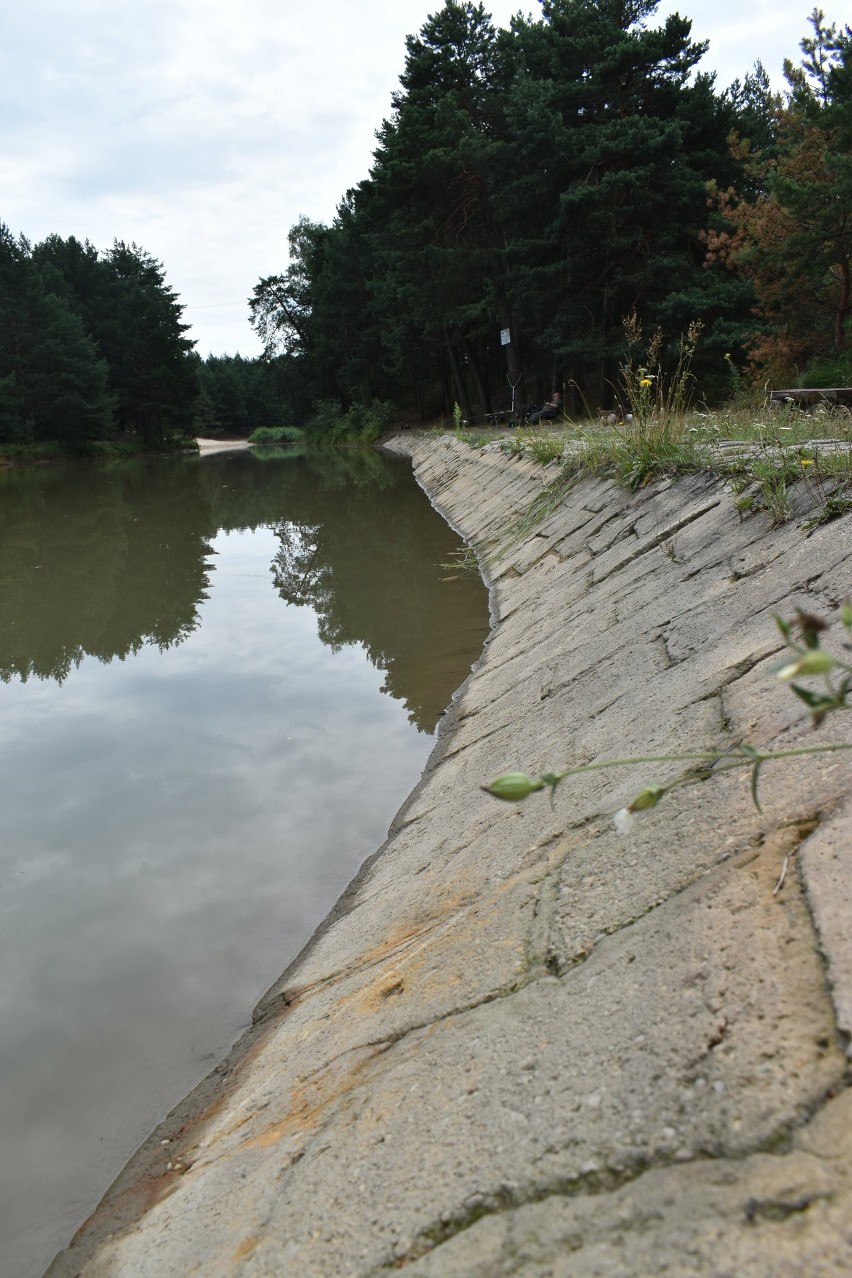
left=529, top=390, right=561, bottom=425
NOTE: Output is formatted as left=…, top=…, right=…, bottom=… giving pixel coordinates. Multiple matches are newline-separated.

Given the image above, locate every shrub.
left=527, top=435, right=566, bottom=465
left=799, top=353, right=852, bottom=389
left=620, top=313, right=702, bottom=445
left=248, top=425, right=305, bottom=444
left=307, top=399, right=394, bottom=444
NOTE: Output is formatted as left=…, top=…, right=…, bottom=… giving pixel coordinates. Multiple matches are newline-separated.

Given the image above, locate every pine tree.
left=0, top=225, right=114, bottom=446
left=362, top=1, right=511, bottom=416
left=706, top=11, right=852, bottom=381
left=33, top=235, right=199, bottom=444
left=95, top=242, right=198, bottom=444
left=500, top=0, right=732, bottom=401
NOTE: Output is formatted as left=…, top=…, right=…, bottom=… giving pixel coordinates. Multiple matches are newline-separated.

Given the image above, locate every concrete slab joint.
left=48, top=434, right=852, bottom=1278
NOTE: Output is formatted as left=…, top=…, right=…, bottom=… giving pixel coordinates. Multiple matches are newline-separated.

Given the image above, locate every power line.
left=183, top=301, right=248, bottom=311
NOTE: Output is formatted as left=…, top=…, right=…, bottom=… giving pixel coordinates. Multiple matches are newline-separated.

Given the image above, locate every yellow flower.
left=639, top=377, right=652, bottom=388
left=799, top=458, right=814, bottom=466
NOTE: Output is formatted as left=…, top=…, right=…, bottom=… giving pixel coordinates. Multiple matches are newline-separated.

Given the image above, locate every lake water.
left=0, top=446, right=489, bottom=1278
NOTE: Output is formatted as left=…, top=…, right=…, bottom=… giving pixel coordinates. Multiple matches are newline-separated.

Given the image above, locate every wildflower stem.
left=550, top=742, right=852, bottom=784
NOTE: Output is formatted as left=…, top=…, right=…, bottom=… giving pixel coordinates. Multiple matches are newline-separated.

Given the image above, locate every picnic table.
left=769, top=387, right=852, bottom=409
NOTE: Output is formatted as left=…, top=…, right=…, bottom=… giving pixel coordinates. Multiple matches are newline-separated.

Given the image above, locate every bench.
left=769, top=387, right=852, bottom=410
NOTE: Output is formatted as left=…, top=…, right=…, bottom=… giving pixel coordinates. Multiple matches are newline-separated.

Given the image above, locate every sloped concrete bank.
left=49, top=436, right=852, bottom=1277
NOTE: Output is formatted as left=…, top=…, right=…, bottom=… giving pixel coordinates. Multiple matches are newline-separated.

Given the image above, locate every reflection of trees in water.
left=0, top=452, right=488, bottom=730
left=271, top=523, right=337, bottom=639
left=269, top=463, right=488, bottom=733
left=0, top=461, right=214, bottom=683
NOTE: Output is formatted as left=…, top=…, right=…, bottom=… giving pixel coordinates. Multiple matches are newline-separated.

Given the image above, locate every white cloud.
left=1, top=0, right=819, bottom=356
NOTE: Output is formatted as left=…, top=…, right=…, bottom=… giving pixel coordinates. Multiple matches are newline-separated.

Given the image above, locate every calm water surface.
left=0, top=447, right=489, bottom=1278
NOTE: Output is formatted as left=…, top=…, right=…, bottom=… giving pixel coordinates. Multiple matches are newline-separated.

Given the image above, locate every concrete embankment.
left=49, top=435, right=852, bottom=1277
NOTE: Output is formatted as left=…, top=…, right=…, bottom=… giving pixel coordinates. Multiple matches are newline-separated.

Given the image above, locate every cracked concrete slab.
left=401, top=1090, right=852, bottom=1278
left=800, top=796, right=852, bottom=1055
left=47, top=437, right=852, bottom=1278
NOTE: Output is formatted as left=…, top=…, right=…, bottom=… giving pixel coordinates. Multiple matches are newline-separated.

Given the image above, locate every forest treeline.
left=3, top=0, right=849, bottom=449
left=251, top=0, right=852, bottom=423
left=0, top=230, right=199, bottom=449
left=0, top=228, right=295, bottom=450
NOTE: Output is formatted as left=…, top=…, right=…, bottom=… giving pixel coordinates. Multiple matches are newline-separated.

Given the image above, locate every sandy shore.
left=195, top=437, right=253, bottom=455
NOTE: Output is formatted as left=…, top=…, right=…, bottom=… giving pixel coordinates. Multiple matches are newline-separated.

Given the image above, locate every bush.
left=306, top=399, right=344, bottom=436
left=341, top=400, right=394, bottom=443
left=527, top=435, right=566, bottom=465
left=306, top=399, right=394, bottom=444
left=248, top=425, right=305, bottom=444
left=800, top=354, right=852, bottom=389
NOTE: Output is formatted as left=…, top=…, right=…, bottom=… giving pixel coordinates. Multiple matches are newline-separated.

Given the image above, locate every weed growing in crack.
left=495, top=433, right=568, bottom=466
left=612, top=314, right=704, bottom=489
left=454, top=430, right=498, bottom=450
left=484, top=606, right=852, bottom=827
left=524, top=435, right=565, bottom=465
left=716, top=438, right=852, bottom=527
left=499, top=435, right=526, bottom=460
left=490, top=467, right=577, bottom=552
left=753, top=463, right=793, bottom=526
left=803, top=491, right=852, bottom=528
left=452, top=402, right=464, bottom=436
left=439, top=545, right=481, bottom=580
left=797, top=447, right=852, bottom=527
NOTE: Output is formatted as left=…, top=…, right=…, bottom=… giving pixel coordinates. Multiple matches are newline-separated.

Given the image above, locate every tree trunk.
left=834, top=259, right=849, bottom=354
left=443, top=327, right=473, bottom=422
left=462, top=336, right=490, bottom=415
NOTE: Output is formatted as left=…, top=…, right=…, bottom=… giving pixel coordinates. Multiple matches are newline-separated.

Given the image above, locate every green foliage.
left=499, top=434, right=527, bottom=459
left=250, top=0, right=769, bottom=423
left=194, top=353, right=294, bottom=437
left=439, top=544, right=481, bottom=578
left=456, top=430, right=498, bottom=449
left=306, top=398, right=344, bottom=435
left=620, top=314, right=702, bottom=442
left=605, top=314, right=706, bottom=488
left=800, top=351, right=852, bottom=387
left=85, top=439, right=149, bottom=461
left=498, top=397, right=852, bottom=524
left=339, top=399, right=394, bottom=443
left=501, top=0, right=727, bottom=393
left=708, top=11, right=852, bottom=382
left=526, top=435, right=566, bottom=465
left=0, top=440, right=65, bottom=466
left=0, top=224, right=198, bottom=451
left=248, top=3, right=851, bottom=426
left=746, top=457, right=796, bottom=525
left=34, top=235, right=198, bottom=446
left=247, top=425, right=305, bottom=444
left=0, top=225, right=115, bottom=448
left=803, top=491, right=852, bottom=527
left=304, top=398, right=394, bottom=444
left=771, top=604, right=852, bottom=725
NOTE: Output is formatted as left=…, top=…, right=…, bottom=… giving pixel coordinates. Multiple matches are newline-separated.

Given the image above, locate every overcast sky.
left=1, top=0, right=821, bottom=358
